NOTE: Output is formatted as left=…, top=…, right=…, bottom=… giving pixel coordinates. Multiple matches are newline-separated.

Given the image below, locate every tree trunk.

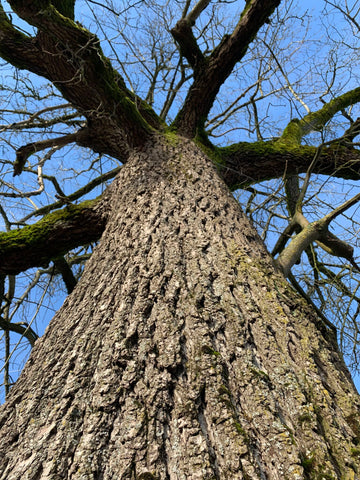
left=0, top=136, right=359, bottom=479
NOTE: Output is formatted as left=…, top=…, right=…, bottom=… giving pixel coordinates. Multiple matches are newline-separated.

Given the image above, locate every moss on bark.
left=199, top=139, right=360, bottom=189
left=0, top=198, right=105, bottom=274
left=279, top=87, right=360, bottom=145
left=0, top=138, right=359, bottom=478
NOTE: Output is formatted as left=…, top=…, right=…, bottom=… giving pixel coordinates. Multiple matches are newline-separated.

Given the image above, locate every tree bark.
left=0, top=137, right=359, bottom=479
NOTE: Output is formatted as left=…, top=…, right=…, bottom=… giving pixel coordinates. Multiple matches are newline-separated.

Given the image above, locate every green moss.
left=218, top=385, right=231, bottom=396
left=38, top=4, right=89, bottom=36
left=85, top=41, right=160, bottom=132
left=274, top=421, right=296, bottom=445
left=218, top=138, right=314, bottom=161
left=350, top=447, right=360, bottom=458
left=51, top=0, right=75, bottom=19
left=249, top=366, right=270, bottom=382
left=163, top=129, right=180, bottom=146
left=298, top=405, right=355, bottom=479
left=234, top=422, right=249, bottom=443
left=241, top=136, right=292, bottom=159
left=240, top=1, right=252, bottom=19
left=194, top=136, right=226, bottom=170
left=201, top=345, right=220, bottom=356
left=216, top=384, right=251, bottom=447
left=300, top=452, right=336, bottom=479
left=301, top=87, right=360, bottom=138
left=0, top=198, right=99, bottom=259
left=194, top=135, right=323, bottom=189
left=279, top=118, right=302, bottom=145
left=297, top=412, right=314, bottom=424
left=301, top=452, right=316, bottom=473
left=278, top=87, right=360, bottom=145
left=217, top=384, right=234, bottom=411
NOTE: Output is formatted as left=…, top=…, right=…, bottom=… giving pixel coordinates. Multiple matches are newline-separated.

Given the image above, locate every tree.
left=0, top=0, right=360, bottom=477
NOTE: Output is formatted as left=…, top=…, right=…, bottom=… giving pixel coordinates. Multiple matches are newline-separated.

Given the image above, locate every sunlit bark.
left=0, top=138, right=359, bottom=479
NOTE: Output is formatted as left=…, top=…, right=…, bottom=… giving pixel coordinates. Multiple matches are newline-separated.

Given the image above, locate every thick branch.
left=276, top=221, right=324, bottom=277
left=217, top=87, right=360, bottom=188
left=293, top=211, right=357, bottom=264
left=280, top=87, right=360, bottom=144
left=53, top=256, right=77, bottom=294
left=186, top=0, right=212, bottom=24
left=3, top=1, right=157, bottom=160
left=276, top=194, right=360, bottom=277
left=215, top=141, right=360, bottom=189
left=171, top=19, right=205, bottom=73
left=0, top=199, right=107, bottom=275
left=173, top=0, right=281, bottom=137
left=0, top=5, right=47, bottom=76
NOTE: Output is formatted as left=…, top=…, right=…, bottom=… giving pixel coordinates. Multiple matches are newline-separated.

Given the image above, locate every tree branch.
left=0, top=199, right=106, bottom=275
left=0, top=315, right=38, bottom=346
left=0, top=5, right=47, bottom=76
left=52, top=256, right=77, bottom=294
left=19, top=166, right=122, bottom=222
left=171, top=19, right=205, bottom=72
left=2, top=1, right=157, bottom=161
left=211, top=86, right=360, bottom=188
left=276, top=193, right=360, bottom=277
left=173, top=0, right=281, bottom=137
left=13, top=129, right=90, bottom=176
left=280, top=87, right=360, bottom=145
left=293, top=210, right=357, bottom=265
left=185, top=0, right=212, bottom=24
left=214, top=141, right=360, bottom=189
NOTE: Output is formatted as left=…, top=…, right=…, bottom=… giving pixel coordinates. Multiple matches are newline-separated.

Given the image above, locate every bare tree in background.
left=0, top=0, right=360, bottom=477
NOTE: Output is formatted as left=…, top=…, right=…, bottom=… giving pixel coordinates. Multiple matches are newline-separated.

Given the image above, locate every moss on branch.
left=0, top=199, right=106, bottom=275
left=51, top=0, right=75, bottom=19
left=4, top=0, right=159, bottom=158
left=198, top=139, right=360, bottom=190
left=280, top=87, right=360, bottom=145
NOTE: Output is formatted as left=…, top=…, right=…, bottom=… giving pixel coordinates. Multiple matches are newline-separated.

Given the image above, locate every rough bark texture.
left=0, top=137, right=359, bottom=479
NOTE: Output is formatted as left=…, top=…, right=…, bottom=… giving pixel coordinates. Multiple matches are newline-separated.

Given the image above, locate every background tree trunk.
left=0, top=136, right=359, bottom=479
